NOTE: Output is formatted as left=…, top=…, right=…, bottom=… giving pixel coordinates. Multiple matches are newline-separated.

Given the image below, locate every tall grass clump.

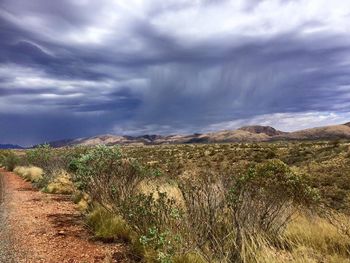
left=285, top=214, right=350, bottom=259
left=87, top=205, right=132, bottom=243
left=13, top=166, right=44, bottom=183
left=42, top=169, right=75, bottom=194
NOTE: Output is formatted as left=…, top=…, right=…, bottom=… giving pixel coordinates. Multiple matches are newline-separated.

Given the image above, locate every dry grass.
left=87, top=206, right=132, bottom=243
left=14, top=166, right=43, bottom=183
left=173, top=253, right=206, bottom=263
left=217, top=213, right=350, bottom=263
left=43, top=170, right=75, bottom=194
left=259, top=246, right=350, bottom=263
left=254, top=214, right=350, bottom=263
left=75, top=192, right=91, bottom=212
left=135, top=178, right=185, bottom=207
left=285, top=214, right=350, bottom=258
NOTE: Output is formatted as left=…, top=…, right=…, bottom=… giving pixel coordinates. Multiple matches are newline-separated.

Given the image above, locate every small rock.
left=58, top=230, right=66, bottom=236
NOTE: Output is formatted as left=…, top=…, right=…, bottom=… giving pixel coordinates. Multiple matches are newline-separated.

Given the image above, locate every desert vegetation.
left=1, top=141, right=350, bottom=262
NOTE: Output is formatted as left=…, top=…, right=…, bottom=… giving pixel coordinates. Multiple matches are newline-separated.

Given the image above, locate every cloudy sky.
left=1, top=0, right=350, bottom=145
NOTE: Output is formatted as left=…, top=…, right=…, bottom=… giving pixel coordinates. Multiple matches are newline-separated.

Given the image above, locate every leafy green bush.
left=139, top=226, right=179, bottom=263
left=70, top=145, right=122, bottom=190
left=123, top=191, right=184, bottom=262
left=0, top=150, right=19, bottom=171
left=225, top=159, right=319, bottom=262
left=72, top=145, right=186, bottom=262
left=26, top=144, right=53, bottom=169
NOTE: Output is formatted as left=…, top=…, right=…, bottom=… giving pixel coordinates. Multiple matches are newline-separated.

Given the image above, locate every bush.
left=179, top=170, right=227, bottom=261
left=179, top=160, right=319, bottom=263
left=70, top=145, right=123, bottom=191
left=26, top=144, right=53, bottom=170
left=225, top=160, right=319, bottom=262
left=0, top=150, right=19, bottom=171
left=72, top=145, right=186, bottom=262
left=122, top=191, right=185, bottom=261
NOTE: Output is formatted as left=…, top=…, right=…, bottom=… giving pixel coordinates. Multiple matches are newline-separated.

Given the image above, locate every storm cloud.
left=1, top=0, right=350, bottom=145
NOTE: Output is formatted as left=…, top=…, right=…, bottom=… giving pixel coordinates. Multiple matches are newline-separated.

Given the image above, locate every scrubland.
left=1, top=141, right=350, bottom=263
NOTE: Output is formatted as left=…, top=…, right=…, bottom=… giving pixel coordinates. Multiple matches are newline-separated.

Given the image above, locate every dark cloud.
left=0, top=112, right=119, bottom=146
left=0, top=0, right=350, bottom=145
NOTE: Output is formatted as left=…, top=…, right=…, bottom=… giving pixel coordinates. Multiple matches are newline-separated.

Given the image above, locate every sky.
left=1, top=0, right=350, bottom=146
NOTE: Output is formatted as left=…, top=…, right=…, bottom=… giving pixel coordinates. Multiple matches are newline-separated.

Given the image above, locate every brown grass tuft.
left=43, top=170, right=75, bottom=194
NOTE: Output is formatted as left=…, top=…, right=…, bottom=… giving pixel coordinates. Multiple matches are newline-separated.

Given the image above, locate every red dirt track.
left=0, top=168, right=128, bottom=263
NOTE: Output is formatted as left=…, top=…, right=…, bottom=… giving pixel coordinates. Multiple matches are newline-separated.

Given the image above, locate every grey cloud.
left=0, top=0, right=350, bottom=145
left=134, top=33, right=350, bottom=128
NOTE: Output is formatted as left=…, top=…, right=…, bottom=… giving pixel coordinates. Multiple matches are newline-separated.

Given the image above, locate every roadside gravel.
left=0, top=172, right=16, bottom=262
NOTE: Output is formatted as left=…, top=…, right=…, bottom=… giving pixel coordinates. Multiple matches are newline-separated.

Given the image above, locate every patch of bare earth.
left=0, top=168, right=131, bottom=263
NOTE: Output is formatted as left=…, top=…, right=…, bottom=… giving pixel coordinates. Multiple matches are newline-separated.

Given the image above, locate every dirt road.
left=0, top=168, right=128, bottom=263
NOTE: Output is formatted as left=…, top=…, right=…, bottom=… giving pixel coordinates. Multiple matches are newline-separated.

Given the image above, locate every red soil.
left=0, top=168, right=129, bottom=263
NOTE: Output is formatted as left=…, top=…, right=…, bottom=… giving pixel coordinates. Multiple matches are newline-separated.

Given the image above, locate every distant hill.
left=0, top=144, right=24, bottom=149
left=44, top=122, right=350, bottom=147
left=274, top=124, right=350, bottom=141
left=238, top=125, right=286, bottom=136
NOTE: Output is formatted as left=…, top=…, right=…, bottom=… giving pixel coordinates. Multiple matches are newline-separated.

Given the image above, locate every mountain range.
left=47, top=122, right=350, bottom=147
left=0, top=144, right=24, bottom=149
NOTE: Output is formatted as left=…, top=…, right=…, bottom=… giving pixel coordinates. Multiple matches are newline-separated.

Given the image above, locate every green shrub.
left=26, top=144, right=53, bottom=169
left=70, top=145, right=122, bottom=190
left=139, top=226, right=180, bottom=263
left=72, top=145, right=186, bottom=262
left=225, top=160, right=319, bottom=262
left=0, top=150, right=19, bottom=171
left=121, top=191, right=184, bottom=262
left=179, top=159, right=319, bottom=263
